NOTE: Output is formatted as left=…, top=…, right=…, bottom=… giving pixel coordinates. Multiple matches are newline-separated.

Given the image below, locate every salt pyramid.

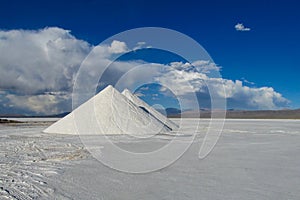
left=122, top=89, right=178, bottom=131
left=43, top=85, right=174, bottom=135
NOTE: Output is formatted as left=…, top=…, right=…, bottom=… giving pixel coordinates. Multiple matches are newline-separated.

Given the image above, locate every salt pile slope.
left=44, top=85, right=171, bottom=135
left=122, top=89, right=178, bottom=131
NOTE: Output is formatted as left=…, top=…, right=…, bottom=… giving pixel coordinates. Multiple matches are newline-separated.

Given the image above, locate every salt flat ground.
left=0, top=119, right=300, bottom=199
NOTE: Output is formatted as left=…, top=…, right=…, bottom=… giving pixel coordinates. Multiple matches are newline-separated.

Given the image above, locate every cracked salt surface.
left=1, top=119, right=300, bottom=199
left=0, top=122, right=89, bottom=199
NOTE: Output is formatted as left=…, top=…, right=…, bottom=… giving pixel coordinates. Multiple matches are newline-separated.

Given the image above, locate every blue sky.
left=0, top=0, right=299, bottom=114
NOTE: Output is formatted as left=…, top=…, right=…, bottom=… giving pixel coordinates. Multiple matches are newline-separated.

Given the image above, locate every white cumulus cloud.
left=108, top=40, right=128, bottom=54
left=235, top=23, right=251, bottom=31
left=0, top=27, right=92, bottom=94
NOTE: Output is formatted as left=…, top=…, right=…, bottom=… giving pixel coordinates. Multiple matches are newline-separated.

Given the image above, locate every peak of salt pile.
left=43, top=85, right=172, bottom=135
left=122, top=89, right=178, bottom=131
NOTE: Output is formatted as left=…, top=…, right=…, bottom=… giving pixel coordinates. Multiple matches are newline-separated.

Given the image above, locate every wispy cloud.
left=235, top=23, right=251, bottom=31
left=241, top=77, right=255, bottom=85
left=135, top=92, right=145, bottom=97
left=133, top=41, right=146, bottom=50
left=139, top=86, right=149, bottom=91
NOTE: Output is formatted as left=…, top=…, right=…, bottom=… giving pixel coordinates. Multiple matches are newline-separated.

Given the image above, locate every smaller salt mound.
left=44, top=85, right=171, bottom=135
left=122, top=89, right=178, bottom=131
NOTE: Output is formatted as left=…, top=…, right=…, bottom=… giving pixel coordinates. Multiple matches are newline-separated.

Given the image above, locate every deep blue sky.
left=1, top=0, right=299, bottom=108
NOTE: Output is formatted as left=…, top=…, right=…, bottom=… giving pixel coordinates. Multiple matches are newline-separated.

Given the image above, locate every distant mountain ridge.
left=169, top=109, right=300, bottom=119
left=0, top=112, right=70, bottom=118
left=1, top=109, right=300, bottom=119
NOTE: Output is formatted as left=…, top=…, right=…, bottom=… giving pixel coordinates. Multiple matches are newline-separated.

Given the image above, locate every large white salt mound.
left=43, top=85, right=171, bottom=135
left=122, top=89, right=178, bottom=131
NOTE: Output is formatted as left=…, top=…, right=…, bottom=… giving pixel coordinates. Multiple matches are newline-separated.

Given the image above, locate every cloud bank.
left=0, top=27, right=91, bottom=114
left=0, top=27, right=289, bottom=114
left=155, top=62, right=289, bottom=110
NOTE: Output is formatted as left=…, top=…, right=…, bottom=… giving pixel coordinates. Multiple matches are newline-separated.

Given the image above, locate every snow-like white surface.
left=44, top=85, right=171, bottom=135
left=122, top=89, right=178, bottom=131
left=1, top=119, right=300, bottom=199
